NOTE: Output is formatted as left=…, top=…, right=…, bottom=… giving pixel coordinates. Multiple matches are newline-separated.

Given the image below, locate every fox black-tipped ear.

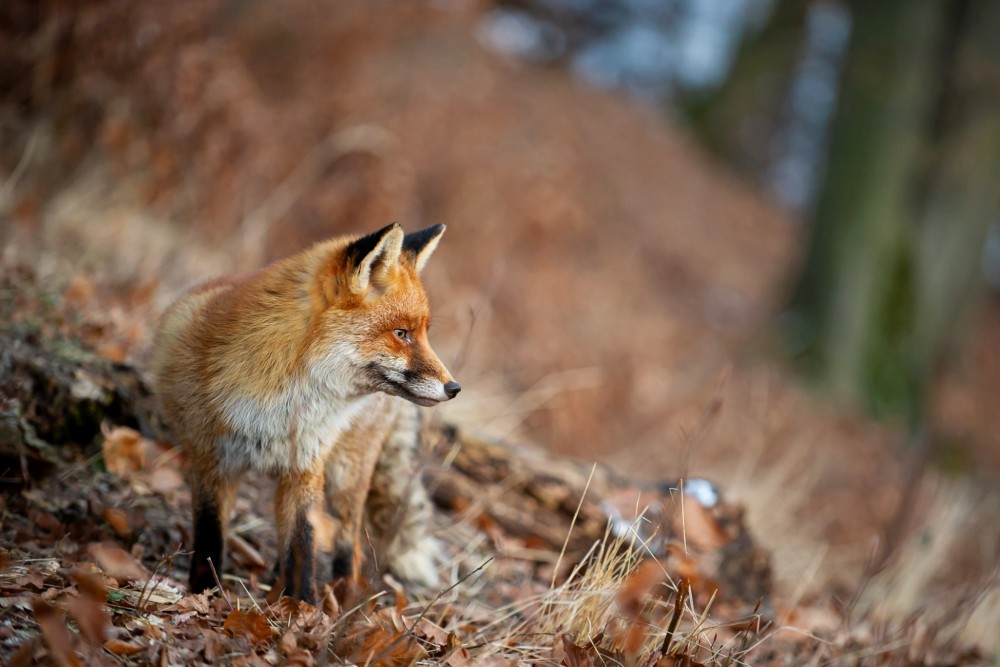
left=344, top=223, right=404, bottom=293
left=402, top=224, right=446, bottom=273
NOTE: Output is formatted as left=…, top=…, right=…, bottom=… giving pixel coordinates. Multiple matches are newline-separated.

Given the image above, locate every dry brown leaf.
left=100, top=507, right=132, bottom=538
left=103, top=639, right=145, bottom=656
left=617, top=558, right=667, bottom=615
left=280, top=629, right=298, bottom=654
left=284, top=647, right=314, bottom=667
left=145, top=465, right=185, bottom=494
left=174, top=593, right=212, bottom=613
left=377, top=606, right=409, bottom=634
left=621, top=621, right=648, bottom=661
left=32, top=598, right=81, bottom=667
left=88, top=542, right=148, bottom=583
left=444, top=633, right=474, bottom=667
left=446, top=646, right=475, bottom=667
left=33, top=510, right=62, bottom=534
left=677, top=500, right=727, bottom=551
left=335, top=623, right=424, bottom=666
left=222, top=609, right=273, bottom=646
left=560, top=635, right=594, bottom=667
left=382, top=574, right=408, bottom=613
left=101, top=425, right=147, bottom=476
left=274, top=595, right=316, bottom=619
left=320, top=584, right=340, bottom=618
left=414, top=617, right=449, bottom=644
left=63, top=274, right=95, bottom=307
left=8, top=637, right=36, bottom=667
left=97, top=342, right=127, bottom=363
left=65, top=571, right=109, bottom=646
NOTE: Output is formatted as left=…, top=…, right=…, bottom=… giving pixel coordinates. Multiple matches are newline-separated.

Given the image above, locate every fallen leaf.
left=676, top=500, right=727, bottom=551
left=7, top=637, right=35, bottom=667
left=280, top=629, right=298, bottom=654
left=445, top=633, right=474, bottom=667
left=285, top=647, right=315, bottom=667
left=65, top=571, right=109, bottom=645
left=100, top=507, right=131, bottom=538
left=616, top=558, right=667, bottom=616
left=103, top=639, right=145, bottom=656
left=88, top=542, right=148, bottom=583
left=63, top=275, right=94, bottom=307
left=320, top=584, right=340, bottom=618
left=334, top=623, right=423, bottom=666
left=560, top=635, right=594, bottom=667
left=145, top=465, right=184, bottom=494
left=222, top=609, right=273, bottom=646
left=32, top=598, right=81, bottom=667
left=414, top=617, right=449, bottom=644
left=33, top=510, right=62, bottom=534
left=101, top=425, right=146, bottom=476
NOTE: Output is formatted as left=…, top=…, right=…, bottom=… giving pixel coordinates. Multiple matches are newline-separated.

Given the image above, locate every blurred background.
left=1, top=0, right=998, bottom=650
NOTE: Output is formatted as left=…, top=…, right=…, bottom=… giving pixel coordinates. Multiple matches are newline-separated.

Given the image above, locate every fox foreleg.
left=274, top=466, right=325, bottom=604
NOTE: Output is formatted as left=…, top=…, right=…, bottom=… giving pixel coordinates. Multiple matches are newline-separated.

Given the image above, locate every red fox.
left=152, top=223, right=459, bottom=602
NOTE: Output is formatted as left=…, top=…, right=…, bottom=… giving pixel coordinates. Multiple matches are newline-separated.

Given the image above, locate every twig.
left=723, top=599, right=761, bottom=666
left=207, top=557, right=232, bottom=610
left=660, top=578, right=688, bottom=655
left=136, top=545, right=181, bottom=617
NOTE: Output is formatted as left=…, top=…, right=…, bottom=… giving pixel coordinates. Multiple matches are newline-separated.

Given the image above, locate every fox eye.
left=394, top=329, right=412, bottom=343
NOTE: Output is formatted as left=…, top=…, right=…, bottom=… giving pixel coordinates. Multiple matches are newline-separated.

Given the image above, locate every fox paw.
left=387, top=536, right=445, bottom=588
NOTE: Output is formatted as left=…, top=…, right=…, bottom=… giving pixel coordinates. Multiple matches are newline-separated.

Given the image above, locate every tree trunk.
left=789, top=0, right=947, bottom=423
left=683, top=0, right=811, bottom=173
left=912, top=0, right=1000, bottom=380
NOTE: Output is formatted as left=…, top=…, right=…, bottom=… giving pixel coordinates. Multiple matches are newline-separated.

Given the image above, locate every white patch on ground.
left=684, top=478, right=719, bottom=508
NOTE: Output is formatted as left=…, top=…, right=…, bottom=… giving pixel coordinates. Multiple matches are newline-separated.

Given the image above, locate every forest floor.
left=1, top=0, right=999, bottom=664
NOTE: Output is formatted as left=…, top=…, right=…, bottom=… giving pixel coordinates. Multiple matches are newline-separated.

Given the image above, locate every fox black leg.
left=190, top=500, right=224, bottom=594
left=282, top=517, right=316, bottom=604
left=189, top=472, right=239, bottom=595
left=332, top=538, right=354, bottom=580
left=275, top=470, right=323, bottom=604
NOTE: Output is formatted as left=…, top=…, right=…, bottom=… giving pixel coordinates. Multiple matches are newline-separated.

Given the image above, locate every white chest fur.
left=216, top=379, right=373, bottom=475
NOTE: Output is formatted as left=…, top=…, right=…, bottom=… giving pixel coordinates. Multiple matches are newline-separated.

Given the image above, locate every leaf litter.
left=0, top=406, right=991, bottom=665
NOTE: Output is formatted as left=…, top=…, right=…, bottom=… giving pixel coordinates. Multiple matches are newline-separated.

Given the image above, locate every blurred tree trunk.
left=790, top=0, right=1000, bottom=427
left=791, top=0, right=945, bottom=419
left=912, top=0, right=1000, bottom=381
left=684, top=0, right=810, bottom=173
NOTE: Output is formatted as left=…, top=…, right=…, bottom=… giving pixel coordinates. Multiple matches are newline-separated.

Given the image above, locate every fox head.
left=313, top=222, right=460, bottom=407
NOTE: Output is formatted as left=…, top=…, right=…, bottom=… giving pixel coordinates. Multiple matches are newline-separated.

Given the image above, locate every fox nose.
left=443, top=381, right=461, bottom=399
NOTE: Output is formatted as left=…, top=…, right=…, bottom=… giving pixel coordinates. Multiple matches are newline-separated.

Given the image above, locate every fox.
left=152, top=223, right=460, bottom=603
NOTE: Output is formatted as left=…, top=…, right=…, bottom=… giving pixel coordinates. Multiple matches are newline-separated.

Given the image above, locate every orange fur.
left=153, top=223, right=458, bottom=602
